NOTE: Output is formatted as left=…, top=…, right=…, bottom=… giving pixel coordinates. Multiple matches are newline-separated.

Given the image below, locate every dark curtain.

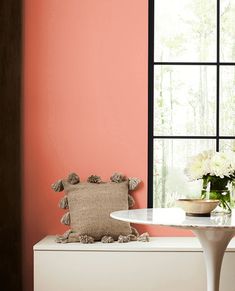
left=0, top=0, right=22, bottom=290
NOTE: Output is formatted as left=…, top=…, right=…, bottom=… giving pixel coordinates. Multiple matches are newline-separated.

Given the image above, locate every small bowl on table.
left=176, top=198, right=220, bottom=217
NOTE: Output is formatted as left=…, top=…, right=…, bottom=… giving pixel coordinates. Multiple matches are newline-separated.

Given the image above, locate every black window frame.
left=148, top=0, right=235, bottom=208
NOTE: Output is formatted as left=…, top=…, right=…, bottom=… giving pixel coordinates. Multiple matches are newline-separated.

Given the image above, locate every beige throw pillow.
left=52, top=172, right=143, bottom=243
left=64, top=180, right=131, bottom=240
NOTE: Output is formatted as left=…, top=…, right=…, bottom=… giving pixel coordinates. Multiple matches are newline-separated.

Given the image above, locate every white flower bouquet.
left=185, top=150, right=235, bottom=212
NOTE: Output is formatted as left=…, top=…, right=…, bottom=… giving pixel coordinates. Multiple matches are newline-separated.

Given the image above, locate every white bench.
left=34, top=236, right=235, bottom=291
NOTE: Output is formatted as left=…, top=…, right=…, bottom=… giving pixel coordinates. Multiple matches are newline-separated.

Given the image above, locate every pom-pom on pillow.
left=51, top=172, right=143, bottom=243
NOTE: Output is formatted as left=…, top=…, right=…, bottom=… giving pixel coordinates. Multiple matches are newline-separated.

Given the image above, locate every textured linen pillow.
left=64, top=180, right=131, bottom=240
left=51, top=173, right=146, bottom=243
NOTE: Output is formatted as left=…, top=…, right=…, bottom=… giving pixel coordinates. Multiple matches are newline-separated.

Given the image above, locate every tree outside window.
left=149, top=0, right=235, bottom=208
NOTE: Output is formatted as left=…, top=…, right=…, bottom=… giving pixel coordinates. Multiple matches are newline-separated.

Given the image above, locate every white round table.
left=111, top=208, right=235, bottom=291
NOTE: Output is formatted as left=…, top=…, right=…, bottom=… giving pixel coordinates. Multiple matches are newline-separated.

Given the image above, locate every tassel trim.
left=51, top=179, right=64, bottom=192
left=60, top=212, right=70, bottom=225
left=67, top=173, right=80, bottom=185
left=128, top=177, right=141, bottom=191
left=58, top=196, right=68, bottom=209
left=128, top=194, right=135, bottom=208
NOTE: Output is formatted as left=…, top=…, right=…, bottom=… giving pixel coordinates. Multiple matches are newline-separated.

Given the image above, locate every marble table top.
left=111, top=208, right=235, bottom=229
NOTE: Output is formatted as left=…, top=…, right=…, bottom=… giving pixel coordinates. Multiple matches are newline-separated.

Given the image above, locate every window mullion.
left=216, top=0, right=220, bottom=151
left=148, top=0, right=154, bottom=208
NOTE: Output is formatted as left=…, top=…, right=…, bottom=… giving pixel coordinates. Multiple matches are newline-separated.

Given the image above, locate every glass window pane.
left=153, top=139, right=215, bottom=208
left=220, top=66, right=235, bottom=136
left=154, top=0, right=216, bottom=62
left=154, top=66, right=216, bottom=136
left=220, top=139, right=235, bottom=151
left=221, top=0, right=235, bottom=62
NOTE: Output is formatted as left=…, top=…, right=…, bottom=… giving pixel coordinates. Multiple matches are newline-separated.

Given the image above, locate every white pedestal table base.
left=110, top=209, right=235, bottom=291
left=193, top=229, right=235, bottom=291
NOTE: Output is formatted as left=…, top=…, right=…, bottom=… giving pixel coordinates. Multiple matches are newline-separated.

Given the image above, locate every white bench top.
left=34, top=235, right=235, bottom=252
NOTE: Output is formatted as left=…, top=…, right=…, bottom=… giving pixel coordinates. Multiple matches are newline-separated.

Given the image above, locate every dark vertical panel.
left=0, top=0, right=22, bottom=290
left=148, top=0, right=154, bottom=208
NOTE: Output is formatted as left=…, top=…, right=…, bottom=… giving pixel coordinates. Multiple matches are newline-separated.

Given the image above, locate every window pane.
left=153, top=139, right=215, bottom=208
left=154, top=0, right=216, bottom=62
left=220, top=66, right=235, bottom=136
left=220, top=139, right=235, bottom=151
left=221, top=0, right=235, bottom=62
left=154, top=66, right=216, bottom=136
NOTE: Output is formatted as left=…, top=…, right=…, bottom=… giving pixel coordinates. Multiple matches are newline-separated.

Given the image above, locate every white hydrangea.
left=226, top=150, right=235, bottom=173
left=185, top=150, right=235, bottom=181
left=185, top=151, right=211, bottom=181
left=209, top=151, right=232, bottom=178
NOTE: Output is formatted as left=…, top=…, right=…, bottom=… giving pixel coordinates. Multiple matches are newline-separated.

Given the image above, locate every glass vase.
left=201, top=176, right=233, bottom=214
left=201, top=189, right=232, bottom=214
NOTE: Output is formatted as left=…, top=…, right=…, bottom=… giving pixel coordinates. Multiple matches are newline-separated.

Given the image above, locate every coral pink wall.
left=23, top=1, right=190, bottom=290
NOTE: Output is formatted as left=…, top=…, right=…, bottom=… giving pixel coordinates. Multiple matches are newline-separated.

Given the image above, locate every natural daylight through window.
left=148, top=0, right=235, bottom=208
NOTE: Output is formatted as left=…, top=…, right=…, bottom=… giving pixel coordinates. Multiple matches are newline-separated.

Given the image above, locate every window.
left=148, top=0, right=235, bottom=208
